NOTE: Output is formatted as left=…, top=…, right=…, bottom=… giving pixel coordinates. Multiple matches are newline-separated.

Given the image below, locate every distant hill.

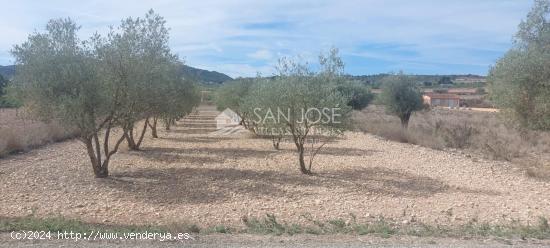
left=0, top=64, right=232, bottom=84
left=180, top=65, right=232, bottom=84
left=347, top=74, right=486, bottom=88
left=0, top=65, right=15, bottom=79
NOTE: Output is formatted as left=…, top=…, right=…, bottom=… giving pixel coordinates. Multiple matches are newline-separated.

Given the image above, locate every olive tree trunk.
left=82, top=119, right=125, bottom=178
left=400, top=112, right=412, bottom=130
left=148, top=117, right=158, bottom=138
left=124, top=117, right=149, bottom=151
left=271, top=134, right=282, bottom=150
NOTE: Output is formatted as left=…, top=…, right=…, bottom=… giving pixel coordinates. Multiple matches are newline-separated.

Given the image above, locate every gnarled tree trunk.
left=124, top=117, right=149, bottom=151
left=148, top=117, right=158, bottom=138
left=400, top=112, right=412, bottom=130
left=297, top=143, right=311, bottom=175
left=82, top=119, right=125, bottom=178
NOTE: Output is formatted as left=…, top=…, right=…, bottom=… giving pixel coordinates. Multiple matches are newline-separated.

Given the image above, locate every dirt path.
left=2, top=233, right=549, bottom=248
left=1, top=105, right=550, bottom=228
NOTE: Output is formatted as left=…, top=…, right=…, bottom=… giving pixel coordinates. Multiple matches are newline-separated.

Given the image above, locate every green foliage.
left=336, top=81, right=374, bottom=110
left=96, top=9, right=199, bottom=149
left=215, top=78, right=254, bottom=112
left=379, top=73, right=424, bottom=129
left=3, top=215, right=550, bottom=239
left=243, top=214, right=293, bottom=235
left=438, top=76, right=453, bottom=85
left=11, top=18, right=107, bottom=134
left=0, top=74, right=18, bottom=107
left=243, top=48, right=353, bottom=174
left=215, top=78, right=256, bottom=129
left=10, top=11, right=199, bottom=177
left=0, top=74, right=6, bottom=94
left=0, top=82, right=23, bottom=108
left=0, top=216, right=167, bottom=234
left=489, top=0, right=550, bottom=131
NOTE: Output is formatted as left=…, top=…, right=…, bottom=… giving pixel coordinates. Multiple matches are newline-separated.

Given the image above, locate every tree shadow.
left=138, top=151, right=225, bottom=165
left=277, top=146, right=380, bottom=157
left=101, top=166, right=464, bottom=205
left=142, top=146, right=277, bottom=160
left=316, top=147, right=381, bottom=156
left=169, top=129, right=217, bottom=134
left=159, top=136, right=237, bottom=143
left=318, top=167, right=450, bottom=197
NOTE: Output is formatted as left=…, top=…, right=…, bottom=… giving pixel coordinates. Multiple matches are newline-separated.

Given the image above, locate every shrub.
left=489, top=0, right=550, bottom=133
left=436, top=121, right=478, bottom=149
left=336, top=82, right=374, bottom=110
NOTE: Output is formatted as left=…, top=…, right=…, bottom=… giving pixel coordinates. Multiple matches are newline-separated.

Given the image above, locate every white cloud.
left=0, top=0, right=534, bottom=76
left=247, top=49, right=273, bottom=60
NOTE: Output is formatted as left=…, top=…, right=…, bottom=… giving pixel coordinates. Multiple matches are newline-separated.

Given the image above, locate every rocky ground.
left=1, top=105, right=550, bottom=229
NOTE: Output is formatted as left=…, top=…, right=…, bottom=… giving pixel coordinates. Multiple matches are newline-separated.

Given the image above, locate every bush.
left=336, top=82, right=374, bottom=110
left=436, top=121, right=478, bottom=149
left=489, top=0, right=550, bottom=132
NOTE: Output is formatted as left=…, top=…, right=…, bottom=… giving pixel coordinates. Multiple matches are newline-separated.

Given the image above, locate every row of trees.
left=213, top=0, right=548, bottom=176
left=10, top=10, right=200, bottom=178
left=215, top=48, right=425, bottom=174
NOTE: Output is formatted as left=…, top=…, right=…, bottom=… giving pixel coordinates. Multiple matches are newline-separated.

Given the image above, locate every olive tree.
left=214, top=78, right=256, bottom=130
left=247, top=48, right=352, bottom=175
left=379, top=73, right=424, bottom=129
left=489, top=0, right=550, bottom=131
left=158, top=72, right=200, bottom=132
left=11, top=19, right=125, bottom=178
left=241, top=77, right=283, bottom=148
left=99, top=10, right=179, bottom=149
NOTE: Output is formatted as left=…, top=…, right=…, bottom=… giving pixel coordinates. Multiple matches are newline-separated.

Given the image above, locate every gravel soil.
left=1, top=107, right=550, bottom=229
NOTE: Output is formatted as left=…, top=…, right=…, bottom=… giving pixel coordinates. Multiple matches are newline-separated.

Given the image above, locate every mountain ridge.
left=0, top=64, right=233, bottom=84
left=1, top=64, right=486, bottom=86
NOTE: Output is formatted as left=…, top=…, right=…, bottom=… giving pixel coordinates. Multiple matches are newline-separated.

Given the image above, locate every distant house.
left=423, top=93, right=461, bottom=108
left=215, top=108, right=242, bottom=129
left=447, top=88, right=479, bottom=95
left=453, top=77, right=487, bottom=84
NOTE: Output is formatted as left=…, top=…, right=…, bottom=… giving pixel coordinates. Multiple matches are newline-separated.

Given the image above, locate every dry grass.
left=0, top=108, right=78, bottom=157
left=353, top=105, right=550, bottom=177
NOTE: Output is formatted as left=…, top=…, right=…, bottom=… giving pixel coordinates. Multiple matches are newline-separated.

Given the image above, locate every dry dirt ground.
left=2, top=233, right=550, bottom=248
left=1, top=106, right=550, bottom=230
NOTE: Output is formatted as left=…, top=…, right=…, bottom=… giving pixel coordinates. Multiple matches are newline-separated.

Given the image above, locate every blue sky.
left=0, top=0, right=533, bottom=77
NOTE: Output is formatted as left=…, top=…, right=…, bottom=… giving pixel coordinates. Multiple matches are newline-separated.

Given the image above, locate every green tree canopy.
left=244, top=48, right=353, bottom=175
left=488, top=0, right=550, bottom=131
left=336, top=81, right=374, bottom=110
left=11, top=11, right=199, bottom=177
left=379, top=73, right=424, bottom=129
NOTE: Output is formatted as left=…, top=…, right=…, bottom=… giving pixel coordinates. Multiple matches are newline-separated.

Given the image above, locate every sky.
left=0, top=0, right=534, bottom=78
